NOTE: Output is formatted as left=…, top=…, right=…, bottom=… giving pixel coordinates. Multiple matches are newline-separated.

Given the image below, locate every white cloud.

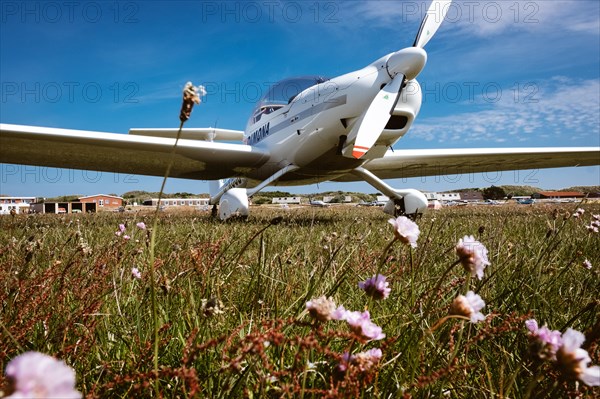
left=343, top=1, right=599, bottom=38
left=407, top=77, right=600, bottom=145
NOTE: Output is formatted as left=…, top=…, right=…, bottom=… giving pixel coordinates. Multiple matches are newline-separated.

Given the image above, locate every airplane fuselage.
left=241, top=52, right=424, bottom=186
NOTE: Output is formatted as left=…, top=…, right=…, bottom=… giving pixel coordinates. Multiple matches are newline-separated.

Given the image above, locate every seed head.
left=388, top=216, right=420, bottom=248
left=306, top=296, right=339, bottom=322
left=449, top=291, right=486, bottom=323
left=455, top=235, right=490, bottom=280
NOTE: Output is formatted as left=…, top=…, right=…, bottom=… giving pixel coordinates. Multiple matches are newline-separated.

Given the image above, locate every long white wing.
left=334, top=147, right=600, bottom=181
left=0, top=124, right=269, bottom=180
left=129, top=127, right=245, bottom=141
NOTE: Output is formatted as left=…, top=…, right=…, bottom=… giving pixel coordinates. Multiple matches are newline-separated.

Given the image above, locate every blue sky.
left=1, top=0, right=599, bottom=197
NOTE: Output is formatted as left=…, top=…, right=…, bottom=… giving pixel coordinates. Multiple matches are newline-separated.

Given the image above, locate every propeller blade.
left=413, top=0, right=452, bottom=48
left=351, top=74, right=405, bottom=159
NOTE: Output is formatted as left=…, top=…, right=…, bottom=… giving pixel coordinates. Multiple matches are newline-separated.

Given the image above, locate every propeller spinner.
left=350, top=0, right=453, bottom=159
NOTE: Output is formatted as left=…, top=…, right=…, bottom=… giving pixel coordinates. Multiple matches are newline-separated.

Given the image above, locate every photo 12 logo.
left=1, top=164, right=139, bottom=184
left=395, top=165, right=540, bottom=186
left=1, top=81, right=140, bottom=104
left=1, top=1, right=139, bottom=24
left=399, top=1, right=540, bottom=25
left=201, top=80, right=341, bottom=105
left=200, top=1, right=339, bottom=24
left=415, top=81, right=539, bottom=104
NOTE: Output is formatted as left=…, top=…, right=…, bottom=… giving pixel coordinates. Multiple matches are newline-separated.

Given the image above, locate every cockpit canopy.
left=250, top=76, right=329, bottom=124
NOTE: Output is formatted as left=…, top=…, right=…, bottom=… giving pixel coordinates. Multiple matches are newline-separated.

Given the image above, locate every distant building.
left=31, top=201, right=97, bottom=214
left=143, top=198, right=209, bottom=207
left=0, top=196, right=36, bottom=205
left=376, top=195, right=389, bottom=205
left=533, top=191, right=585, bottom=199
left=272, top=197, right=302, bottom=204
left=423, top=192, right=438, bottom=201
left=460, top=191, right=484, bottom=202
left=512, top=196, right=532, bottom=200
left=0, top=196, right=36, bottom=214
left=79, top=194, right=124, bottom=209
left=323, top=196, right=352, bottom=203
left=30, top=194, right=121, bottom=214
left=438, top=192, right=461, bottom=202
left=423, top=192, right=461, bottom=202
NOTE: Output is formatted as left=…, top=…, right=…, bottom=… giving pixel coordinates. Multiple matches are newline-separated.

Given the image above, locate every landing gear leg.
left=351, top=166, right=428, bottom=219
left=211, top=204, right=217, bottom=218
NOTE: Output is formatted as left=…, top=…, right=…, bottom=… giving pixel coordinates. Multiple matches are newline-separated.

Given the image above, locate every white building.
left=143, top=198, right=209, bottom=207
left=438, top=192, right=461, bottom=202
left=410, top=192, right=462, bottom=204
left=0, top=196, right=36, bottom=214
left=0, top=202, right=32, bottom=214
left=423, top=192, right=438, bottom=201
left=272, top=197, right=302, bottom=204
left=323, top=196, right=352, bottom=203
left=376, top=195, right=389, bottom=205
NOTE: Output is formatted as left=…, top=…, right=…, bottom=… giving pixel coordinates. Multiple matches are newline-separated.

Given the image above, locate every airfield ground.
left=1, top=204, right=598, bottom=397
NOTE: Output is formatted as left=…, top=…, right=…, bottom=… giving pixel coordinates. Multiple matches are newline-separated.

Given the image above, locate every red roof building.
left=79, top=194, right=124, bottom=209
left=460, top=191, right=484, bottom=202
left=533, top=191, right=585, bottom=199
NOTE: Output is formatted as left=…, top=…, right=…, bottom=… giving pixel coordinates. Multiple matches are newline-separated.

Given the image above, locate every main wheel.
left=392, top=198, right=406, bottom=217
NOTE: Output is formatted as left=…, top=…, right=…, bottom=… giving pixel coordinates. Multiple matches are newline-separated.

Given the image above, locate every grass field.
left=1, top=204, right=598, bottom=398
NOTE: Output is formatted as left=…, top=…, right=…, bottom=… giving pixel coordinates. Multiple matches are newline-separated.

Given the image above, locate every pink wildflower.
left=388, top=216, right=419, bottom=248
left=449, top=291, right=486, bottom=323
left=556, top=328, right=600, bottom=386
left=573, top=208, right=585, bottom=218
left=336, top=307, right=385, bottom=341
left=455, top=235, right=490, bottom=280
left=136, top=222, right=146, bottom=230
left=4, top=351, right=81, bottom=399
left=131, top=267, right=141, bottom=279
left=306, top=296, right=339, bottom=322
left=582, top=259, right=592, bottom=270
left=337, top=348, right=383, bottom=374
left=525, top=319, right=562, bottom=360
left=123, top=235, right=130, bottom=241
left=358, top=274, right=391, bottom=300
left=115, top=223, right=126, bottom=237
left=331, top=305, right=348, bottom=321
left=353, top=348, right=383, bottom=371
left=336, top=352, right=353, bottom=374
left=586, top=224, right=599, bottom=233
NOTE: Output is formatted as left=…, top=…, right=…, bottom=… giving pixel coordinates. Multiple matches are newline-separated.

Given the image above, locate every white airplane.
left=1, top=0, right=599, bottom=220
left=309, top=200, right=329, bottom=208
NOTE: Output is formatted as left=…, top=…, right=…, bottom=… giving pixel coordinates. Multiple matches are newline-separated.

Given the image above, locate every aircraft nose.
left=386, top=47, right=427, bottom=80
